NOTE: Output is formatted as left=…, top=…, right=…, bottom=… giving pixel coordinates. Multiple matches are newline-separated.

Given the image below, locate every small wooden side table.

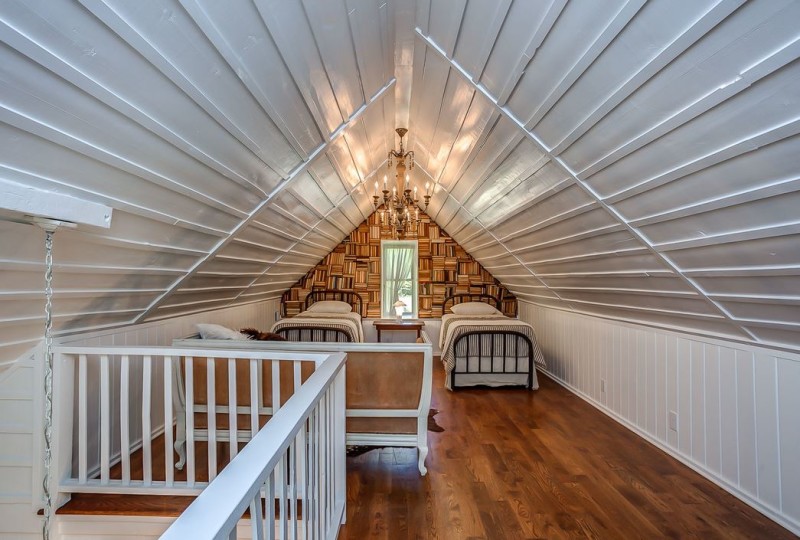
left=373, top=320, right=425, bottom=342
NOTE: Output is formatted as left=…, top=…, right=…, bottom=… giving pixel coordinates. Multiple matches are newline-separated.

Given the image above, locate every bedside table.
left=373, top=320, right=425, bottom=342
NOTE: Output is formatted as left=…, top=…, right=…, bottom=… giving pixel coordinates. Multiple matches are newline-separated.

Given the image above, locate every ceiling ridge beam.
left=133, top=78, right=395, bottom=322
left=415, top=28, right=759, bottom=342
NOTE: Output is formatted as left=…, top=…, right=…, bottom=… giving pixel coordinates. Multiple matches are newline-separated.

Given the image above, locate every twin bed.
left=439, top=294, right=546, bottom=390
left=272, top=289, right=545, bottom=390
left=271, top=290, right=365, bottom=342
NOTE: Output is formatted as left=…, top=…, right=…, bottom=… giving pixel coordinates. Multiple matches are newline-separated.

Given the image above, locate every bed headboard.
left=442, top=293, right=502, bottom=314
left=302, top=289, right=364, bottom=316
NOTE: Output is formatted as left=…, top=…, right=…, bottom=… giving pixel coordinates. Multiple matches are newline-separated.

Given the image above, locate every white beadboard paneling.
left=777, top=357, right=800, bottom=522
left=520, top=301, right=800, bottom=536
left=719, top=346, right=739, bottom=485
left=754, top=353, right=781, bottom=509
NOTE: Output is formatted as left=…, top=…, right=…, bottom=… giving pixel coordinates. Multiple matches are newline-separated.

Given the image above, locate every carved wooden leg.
left=417, top=445, right=428, bottom=476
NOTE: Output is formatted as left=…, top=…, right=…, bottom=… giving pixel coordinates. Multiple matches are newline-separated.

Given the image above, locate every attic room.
left=0, top=0, right=798, bottom=538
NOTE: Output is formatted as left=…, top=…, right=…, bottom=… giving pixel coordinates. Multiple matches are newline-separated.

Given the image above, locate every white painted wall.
left=0, top=298, right=280, bottom=539
left=519, top=301, right=800, bottom=536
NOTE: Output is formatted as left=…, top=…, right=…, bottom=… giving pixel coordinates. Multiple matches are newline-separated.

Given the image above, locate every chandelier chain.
left=42, top=230, right=55, bottom=540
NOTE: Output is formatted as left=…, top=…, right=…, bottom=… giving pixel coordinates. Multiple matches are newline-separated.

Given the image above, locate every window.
left=381, top=240, right=418, bottom=319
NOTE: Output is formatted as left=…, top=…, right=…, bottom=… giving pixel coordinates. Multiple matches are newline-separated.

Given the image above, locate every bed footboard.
left=450, top=330, right=534, bottom=389
left=275, top=326, right=353, bottom=343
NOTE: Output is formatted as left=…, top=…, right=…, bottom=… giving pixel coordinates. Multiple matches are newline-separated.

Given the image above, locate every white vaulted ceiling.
left=0, top=0, right=798, bottom=363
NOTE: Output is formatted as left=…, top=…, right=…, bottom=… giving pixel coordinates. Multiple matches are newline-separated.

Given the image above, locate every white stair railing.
left=50, top=347, right=341, bottom=499
left=160, top=350, right=347, bottom=539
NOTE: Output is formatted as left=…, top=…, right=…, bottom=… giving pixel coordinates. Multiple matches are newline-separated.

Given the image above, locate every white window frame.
left=380, top=240, right=418, bottom=319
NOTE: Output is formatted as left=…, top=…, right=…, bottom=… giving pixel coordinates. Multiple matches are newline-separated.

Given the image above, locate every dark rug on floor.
left=346, top=409, right=444, bottom=457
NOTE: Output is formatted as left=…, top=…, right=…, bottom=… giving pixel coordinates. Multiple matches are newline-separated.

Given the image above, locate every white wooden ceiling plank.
left=252, top=0, right=342, bottom=136
left=271, top=191, right=323, bottom=228
left=570, top=13, right=800, bottom=178
left=640, top=192, right=800, bottom=247
left=308, top=157, right=349, bottom=204
left=544, top=275, right=691, bottom=294
left=666, top=234, right=800, bottom=272
left=462, top=140, right=548, bottom=216
left=451, top=0, right=512, bottom=78
left=514, top=231, right=643, bottom=264
left=695, top=275, right=800, bottom=298
left=0, top=3, right=284, bottom=193
left=419, top=75, right=475, bottom=181
left=426, top=0, right=466, bottom=58
left=301, top=0, right=365, bottom=120
left=556, top=290, right=719, bottom=318
left=656, top=224, right=800, bottom=254
left=506, top=223, right=624, bottom=255
left=500, top=0, right=630, bottom=125
left=0, top=177, right=111, bottom=229
left=521, top=0, right=648, bottom=132
left=478, top=0, right=563, bottom=98
left=490, top=186, right=594, bottom=241
left=592, top=71, right=800, bottom=201
left=527, top=252, right=662, bottom=276
left=235, top=225, right=297, bottom=252
left=177, top=0, right=321, bottom=156
left=614, top=134, right=800, bottom=222
left=287, top=172, right=334, bottom=218
left=83, top=0, right=300, bottom=179
left=477, top=165, right=570, bottom=228
left=434, top=98, right=497, bottom=189
left=345, top=0, right=390, bottom=100
left=494, top=0, right=566, bottom=107
left=627, top=174, right=800, bottom=229
left=449, top=120, right=523, bottom=202
left=0, top=98, right=256, bottom=218
left=548, top=0, right=746, bottom=156
left=408, top=54, right=450, bottom=173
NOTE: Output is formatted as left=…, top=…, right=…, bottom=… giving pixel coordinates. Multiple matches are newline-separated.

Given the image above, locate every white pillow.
left=449, top=302, right=501, bottom=315
left=306, top=300, right=353, bottom=314
left=196, top=323, right=251, bottom=340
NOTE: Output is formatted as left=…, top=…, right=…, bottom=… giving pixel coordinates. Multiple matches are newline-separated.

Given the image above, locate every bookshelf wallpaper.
left=280, top=212, right=517, bottom=319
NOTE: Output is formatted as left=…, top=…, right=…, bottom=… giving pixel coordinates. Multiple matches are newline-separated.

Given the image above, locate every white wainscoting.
left=0, top=298, right=280, bottom=539
left=518, top=301, right=800, bottom=536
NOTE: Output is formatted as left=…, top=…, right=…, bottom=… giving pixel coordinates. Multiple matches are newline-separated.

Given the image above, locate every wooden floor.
left=339, top=367, right=795, bottom=539
left=60, top=365, right=795, bottom=539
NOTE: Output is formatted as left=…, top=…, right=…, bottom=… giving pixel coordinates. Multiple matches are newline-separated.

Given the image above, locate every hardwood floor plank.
left=339, top=367, right=795, bottom=539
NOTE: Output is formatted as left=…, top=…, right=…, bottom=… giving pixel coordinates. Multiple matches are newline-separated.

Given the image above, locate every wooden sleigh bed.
left=272, top=290, right=364, bottom=342
left=440, top=293, right=546, bottom=390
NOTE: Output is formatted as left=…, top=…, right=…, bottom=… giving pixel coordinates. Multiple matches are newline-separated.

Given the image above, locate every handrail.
left=160, top=351, right=346, bottom=539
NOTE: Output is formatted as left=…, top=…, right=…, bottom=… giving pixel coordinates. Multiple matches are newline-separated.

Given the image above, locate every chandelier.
left=371, top=128, right=431, bottom=237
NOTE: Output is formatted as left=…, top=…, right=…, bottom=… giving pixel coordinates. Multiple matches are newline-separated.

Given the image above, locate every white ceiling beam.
left=414, top=28, right=758, bottom=342
left=134, top=78, right=395, bottom=322
left=0, top=178, right=112, bottom=229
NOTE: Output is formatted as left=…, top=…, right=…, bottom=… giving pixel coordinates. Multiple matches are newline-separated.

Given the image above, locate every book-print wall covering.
left=281, top=212, right=517, bottom=318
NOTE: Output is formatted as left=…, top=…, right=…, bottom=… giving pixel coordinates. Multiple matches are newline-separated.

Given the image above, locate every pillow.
left=449, top=302, right=501, bottom=316
left=306, top=300, right=353, bottom=314
left=196, top=323, right=251, bottom=340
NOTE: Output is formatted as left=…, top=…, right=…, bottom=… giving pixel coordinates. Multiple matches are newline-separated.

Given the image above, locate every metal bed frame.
left=442, top=293, right=534, bottom=390
left=277, top=289, right=364, bottom=343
